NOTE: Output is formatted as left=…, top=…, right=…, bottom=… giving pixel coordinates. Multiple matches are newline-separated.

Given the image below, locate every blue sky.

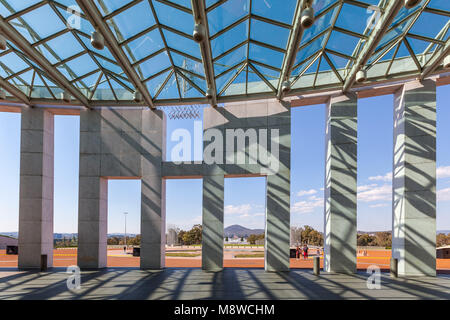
left=0, top=84, right=449, bottom=234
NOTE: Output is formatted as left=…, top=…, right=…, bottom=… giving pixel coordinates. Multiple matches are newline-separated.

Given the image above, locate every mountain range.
left=224, top=225, right=264, bottom=238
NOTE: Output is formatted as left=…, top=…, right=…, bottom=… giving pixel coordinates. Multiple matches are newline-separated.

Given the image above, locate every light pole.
left=124, top=212, right=128, bottom=252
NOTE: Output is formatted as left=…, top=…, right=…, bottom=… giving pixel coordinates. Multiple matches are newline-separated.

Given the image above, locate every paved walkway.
left=0, top=268, right=449, bottom=300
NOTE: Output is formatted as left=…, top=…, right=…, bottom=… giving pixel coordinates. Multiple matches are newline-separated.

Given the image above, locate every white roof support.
left=342, top=1, right=404, bottom=93
left=277, top=0, right=307, bottom=100
left=0, top=77, right=30, bottom=105
left=420, top=38, right=450, bottom=80
left=191, top=0, right=217, bottom=107
left=0, top=17, right=90, bottom=107
left=76, top=0, right=155, bottom=109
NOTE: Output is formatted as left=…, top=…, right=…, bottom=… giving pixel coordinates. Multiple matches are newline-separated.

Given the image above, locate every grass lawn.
left=225, top=244, right=264, bottom=247
left=166, top=252, right=201, bottom=257
left=234, top=253, right=265, bottom=258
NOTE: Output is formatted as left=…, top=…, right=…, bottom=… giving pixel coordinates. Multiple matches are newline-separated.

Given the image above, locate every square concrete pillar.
left=393, top=79, right=436, bottom=277
left=265, top=101, right=291, bottom=272
left=202, top=167, right=224, bottom=271
left=78, top=110, right=107, bottom=269
left=18, top=107, right=54, bottom=269
left=140, top=109, right=165, bottom=269
left=324, top=93, right=357, bottom=274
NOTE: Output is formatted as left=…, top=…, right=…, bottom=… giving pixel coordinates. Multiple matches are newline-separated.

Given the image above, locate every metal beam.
left=191, top=0, right=217, bottom=107
left=0, top=77, right=30, bottom=105
left=277, top=0, right=306, bottom=100
left=420, top=39, right=450, bottom=80
left=0, top=17, right=90, bottom=107
left=76, top=0, right=155, bottom=109
left=342, top=1, right=404, bottom=92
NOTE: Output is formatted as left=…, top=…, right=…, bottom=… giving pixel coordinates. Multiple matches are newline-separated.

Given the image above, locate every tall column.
left=324, top=93, right=357, bottom=273
left=393, top=79, right=436, bottom=277
left=202, top=166, right=224, bottom=271
left=18, top=107, right=54, bottom=269
left=265, top=101, right=291, bottom=272
left=78, top=110, right=107, bottom=269
left=140, top=109, right=165, bottom=269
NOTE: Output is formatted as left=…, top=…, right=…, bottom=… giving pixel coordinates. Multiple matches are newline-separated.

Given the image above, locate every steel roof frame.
left=0, top=16, right=90, bottom=107
left=0, top=0, right=448, bottom=108
left=342, top=0, right=405, bottom=92
left=76, top=0, right=155, bottom=108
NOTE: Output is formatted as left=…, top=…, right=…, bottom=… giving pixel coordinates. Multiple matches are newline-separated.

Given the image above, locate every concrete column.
left=141, top=109, right=166, bottom=269
left=18, top=107, right=54, bottom=269
left=265, top=101, right=291, bottom=272
left=324, top=93, right=357, bottom=273
left=202, top=167, right=224, bottom=271
left=78, top=108, right=165, bottom=269
left=78, top=110, right=107, bottom=269
left=392, top=79, right=436, bottom=277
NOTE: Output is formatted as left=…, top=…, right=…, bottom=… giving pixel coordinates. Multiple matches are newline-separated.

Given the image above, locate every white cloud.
left=358, top=184, right=391, bottom=202
left=292, top=196, right=323, bottom=214
left=369, top=203, right=389, bottom=208
left=367, top=166, right=450, bottom=183
left=438, top=188, right=450, bottom=201
left=437, top=166, right=450, bottom=179
left=239, top=212, right=265, bottom=219
left=225, top=204, right=252, bottom=215
left=357, top=184, right=378, bottom=192
left=368, top=172, right=392, bottom=182
left=297, top=189, right=317, bottom=197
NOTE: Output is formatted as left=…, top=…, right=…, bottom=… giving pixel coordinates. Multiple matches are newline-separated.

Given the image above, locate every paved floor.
left=0, top=268, right=449, bottom=300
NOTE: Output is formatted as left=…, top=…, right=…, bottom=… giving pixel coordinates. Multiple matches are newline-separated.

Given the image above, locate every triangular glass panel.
left=396, top=41, right=411, bottom=60
left=223, top=66, right=246, bottom=96
left=251, top=63, right=280, bottom=88
left=108, top=77, right=132, bottom=100
left=368, top=40, right=399, bottom=66
left=40, top=74, right=64, bottom=99
left=316, top=56, right=341, bottom=86
left=92, top=74, right=116, bottom=100
left=215, top=65, right=243, bottom=94
left=176, top=72, right=204, bottom=99
left=406, top=37, right=433, bottom=67
left=156, top=73, right=180, bottom=100
left=247, top=66, right=273, bottom=94
left=145, top=70, right=172, bottom=98
left=74, top=71, right=102, bottom=94
left=291, top=53, right=318, bottom=79
left=178, top=69, right=207, bottom=93
left=8, top=77, right=29, bottom=95
left=31, top=74, right=53, bottom=99
left=292, top=56, right=320, bottom=88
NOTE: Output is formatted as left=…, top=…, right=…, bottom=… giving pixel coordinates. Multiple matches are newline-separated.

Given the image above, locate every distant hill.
left=438, top=230, right=450, bottom=235
left=224, top=225, right=264, bottom=238
left=0, top=232, right=18, bottom=239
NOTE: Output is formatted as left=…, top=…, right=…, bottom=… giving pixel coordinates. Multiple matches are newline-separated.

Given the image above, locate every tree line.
left=291, top=225, right=324, bottom=246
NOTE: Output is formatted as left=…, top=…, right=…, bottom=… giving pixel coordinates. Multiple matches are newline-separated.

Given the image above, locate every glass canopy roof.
left=0, top=0, right=448, bottom=108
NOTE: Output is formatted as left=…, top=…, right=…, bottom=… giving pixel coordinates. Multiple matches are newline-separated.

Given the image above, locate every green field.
left=234, top=253, right=265, bottom=258
left=165, top=252, right=201, bottom=257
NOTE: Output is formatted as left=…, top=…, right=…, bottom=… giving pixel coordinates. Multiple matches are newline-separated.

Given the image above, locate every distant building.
left=0, top=235, right=18, bottom=249
left=167, top=229, right=178, bottom=246
left=437, top=246, right=450, bottom=259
